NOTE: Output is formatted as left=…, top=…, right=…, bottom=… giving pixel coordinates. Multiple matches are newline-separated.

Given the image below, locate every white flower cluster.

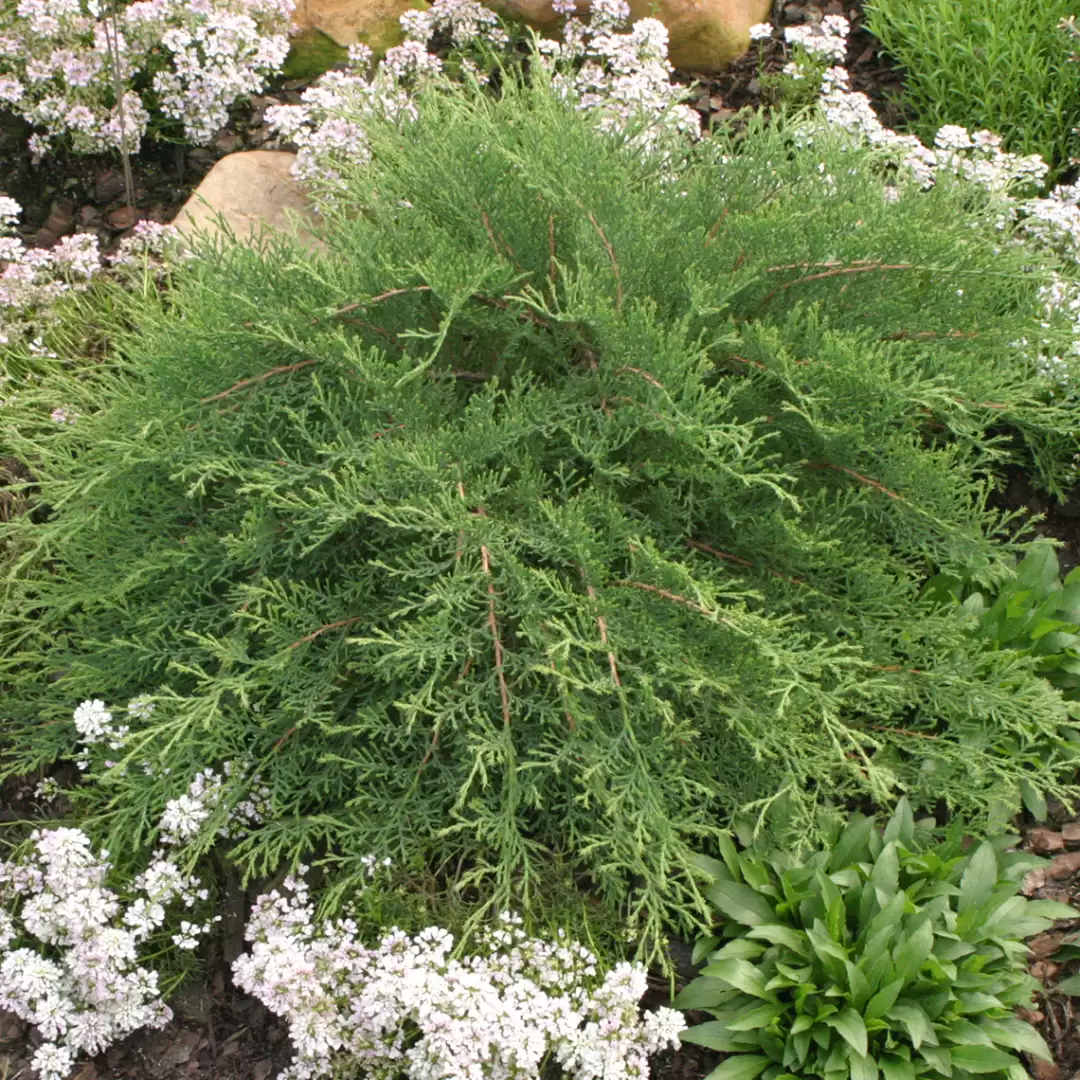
left=0, top=204, right=184, bottom=349
left=159, top=761, right=271, bottom=844
left=0, top=828, right=185, bottom=1080
left=543, top=0, right=699, bottom=154
left=234, top=873, right=684, bottom=1080
left=0, top=0, right=292, bottom=156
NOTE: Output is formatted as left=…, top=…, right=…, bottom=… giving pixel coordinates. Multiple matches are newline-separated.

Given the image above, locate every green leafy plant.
left=864, top=0, right=1080, bottom=175
left=678, top=801, right=1074, bottom=1080
left=3, top=70, right=1080, bottom=964
left=923, top=541, right=1080, bottom=820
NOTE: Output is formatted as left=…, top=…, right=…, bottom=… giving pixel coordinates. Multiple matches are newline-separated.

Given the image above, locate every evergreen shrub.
left=3, top=74, right=1080, bottom=958
left=678, top=800, right=1073, bottom=1080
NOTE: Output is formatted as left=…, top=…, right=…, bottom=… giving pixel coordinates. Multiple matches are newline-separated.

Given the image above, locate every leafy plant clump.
left=678, top=801, right=1074, bottom=1080
left=864, top=0, right=1080, bottom=175
left=3, top=71, right=1080, bottom=960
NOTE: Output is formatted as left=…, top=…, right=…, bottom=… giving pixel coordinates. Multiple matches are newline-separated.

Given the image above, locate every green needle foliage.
left=679, top=801, right=1072, bottom=1080
left=864, top=0, right=1080, bottom=176
left=3, top=73, right=1080, bottom=959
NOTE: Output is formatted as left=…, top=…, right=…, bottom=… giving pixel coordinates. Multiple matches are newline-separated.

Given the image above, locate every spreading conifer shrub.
left=3, top=74, right=1080, bottom=959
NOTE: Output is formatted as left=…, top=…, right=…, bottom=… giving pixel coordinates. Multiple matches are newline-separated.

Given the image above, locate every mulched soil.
left=8, top=2, right=1080, bottom=1079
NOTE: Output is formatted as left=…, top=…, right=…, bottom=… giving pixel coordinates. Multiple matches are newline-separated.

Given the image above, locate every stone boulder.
left=290, top=0, right=770, bottom=71
left=291, top=0, right=421, bottom=51
left=490, top=0, right=771, bottom=69
left=172, top=150, right=323, bottom=252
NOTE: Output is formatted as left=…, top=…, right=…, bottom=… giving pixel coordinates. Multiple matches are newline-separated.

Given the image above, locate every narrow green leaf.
left=883, top=798, right=915, bottom=847
left=1020, top=780, right=1048, bottom=822
left=849, top=1052, right=878, bottom=1080
left=829, top=816, right=874, bottom=873
left=886, top=1003, right=937, bottom=1050
left=1053, top=973, right=1080, bottom=996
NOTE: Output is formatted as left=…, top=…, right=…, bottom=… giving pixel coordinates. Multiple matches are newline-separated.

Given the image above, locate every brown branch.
left=333, top=285, right=432, bottom=316
left=481, top=544, right=511, bottom=727
left=704, top=208, right=729, bottom=248
left=803, top=462, right=905, bottom=502
left=200, top=359, right=318, bottom=404
left=288, top=615, right=362, bottom=649
left=881, top=328, right=981, bottom=342
left=548, top=214, right=557, bottom=283
left=614, top=366, right=665, bottom=390
left=585, top=582, right=621, bottom=686
left=725, top=354, right=767, bottom=371
left=609, top=579, right=732, bottom=626
left=587, top=212, right=622, bottom=312
left=274, top=726, right=297, bottom=751
left=687, top=538, right=806, bottom=586
left=761, top=262, right=913, bottom=305
left=549, top=661, right=577, bottom=730
left=470, top=293, right=553, bottom=332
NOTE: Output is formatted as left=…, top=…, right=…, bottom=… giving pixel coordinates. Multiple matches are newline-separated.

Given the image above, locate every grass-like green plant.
left=3, top=70, right=1080, bottom=962
left=678, top=801, right=1073, bottom=1080
left=864, top=0, right=1080, bottom=175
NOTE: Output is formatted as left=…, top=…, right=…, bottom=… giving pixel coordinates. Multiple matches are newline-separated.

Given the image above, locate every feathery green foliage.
left=678, top=801, right=1071, bottom=1080
left=3, top=75, right=1080, bottom=961
left=864, top=0, right=1080, bottom=175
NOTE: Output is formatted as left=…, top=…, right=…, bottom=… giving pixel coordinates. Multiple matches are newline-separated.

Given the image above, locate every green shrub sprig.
left=679, top=801, right=1074, bottom=1080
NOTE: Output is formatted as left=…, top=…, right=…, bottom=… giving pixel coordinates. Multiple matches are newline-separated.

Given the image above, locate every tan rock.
left=172, top=151, right=323, bottom=252
left=1028, top=827, right=1067, bottom=855
left=291, top=0, right=422, bottom=51
left=488, top=0, right=770, bottom=70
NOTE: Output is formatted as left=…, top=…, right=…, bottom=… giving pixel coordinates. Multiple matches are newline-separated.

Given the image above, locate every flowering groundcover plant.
left=0, top=0, right=292, bottom=157
left=234, top=878, right=684, bottom=1080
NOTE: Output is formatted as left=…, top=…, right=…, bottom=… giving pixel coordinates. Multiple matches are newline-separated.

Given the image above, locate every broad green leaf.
left=683, top=1022, right=755, bottom=1052
left=693, top=936, right=721, bottom=965
left=892, top=919, right=933, bottom=983
left=1053, top=973, right=1080, bottom=996
left=718, top=832, right=743, bottom=881
left=883, top=798, right=915, bottom=848
left=714, top=939, right=769, bottom=961
left=886, top=1003, right=937, bottom=1050
left=871, top=843, right=900, bottom=901
left=958, top=842, right=997, bottom=913
left=948, top=1046, right=1018, bottom=1074
left=690, top=853, right=733, bottom=883
left=747, top=924, right=809, bottom=956
left=849, top=1053, right=877, bottom=1080
left=844, top=962, right=872, bottom=1013
left=702, top=1055, right=771, bottom=1080
left=880, top=1057, right=915, bottom=1080
left=728, top=1002, right=786, bottom=1032
left=978, top=1018, right=1052, bottom=1061
left=825, top=1008, right=868, bottom=1058
left=1019, top=780, right=1048, bottom=822
left=919, top=1047, right=952, bottom=1077
left=829, top=816, right=874, bottom=873
left=1024, top=899, right=1079, bottom=920
left=941, top=1019, right=993, bottom=1046
left=708, top=880, right=777, bottom=926
left=864, top=978, right=904, bottom=1021
left=702, top=958, right=771, bottom=999
left=673, top=977, right=733, bottom=1010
